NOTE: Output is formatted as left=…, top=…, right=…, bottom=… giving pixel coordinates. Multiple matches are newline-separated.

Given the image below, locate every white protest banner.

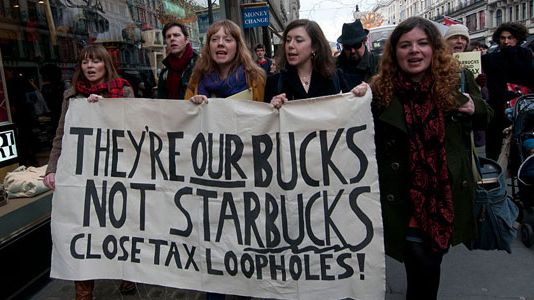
left=50, top=93, right=384, bottom=300
left=453, top=51, right=482, bottom=77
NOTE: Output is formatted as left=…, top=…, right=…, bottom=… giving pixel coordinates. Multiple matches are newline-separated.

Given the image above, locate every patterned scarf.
left=75, top=77, right=130, bottom=98
left=395, top=73, right=454, bottom=251
left=198, top=65, right=247, bottom=98
left=164, top=43, right=194, bottom=99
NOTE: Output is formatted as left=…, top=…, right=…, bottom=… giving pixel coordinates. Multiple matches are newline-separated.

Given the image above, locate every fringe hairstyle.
left=276, top=19, right=336, bottom=79
left=371, top=17, right=460, bottom=111
left=72, top=44, right=120, bottom=87
left=188, top=20, right=265, bottom=89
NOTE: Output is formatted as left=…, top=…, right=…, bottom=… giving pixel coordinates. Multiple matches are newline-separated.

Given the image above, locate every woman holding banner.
left=186, top=19, right=265, bottom=103
left=266, top=19, right=350, bottom=107
left=353, top=17, right=491, bottom=299
left=43, top=44, right=136, bottom=300
left=185, top=19, right=265, bottom=300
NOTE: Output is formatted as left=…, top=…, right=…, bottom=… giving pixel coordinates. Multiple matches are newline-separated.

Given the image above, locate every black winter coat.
left=264, top=67, right=349, bottom=102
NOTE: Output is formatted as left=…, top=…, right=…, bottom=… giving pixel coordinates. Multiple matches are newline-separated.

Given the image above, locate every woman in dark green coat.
left=354, top=17, right=492, bottom=299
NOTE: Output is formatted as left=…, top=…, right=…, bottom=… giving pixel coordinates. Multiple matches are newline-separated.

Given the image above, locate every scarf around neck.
left=165, top=43, right=194, bottom=99
left=395, top=73, right=454, bottom=251
left=198, top=65, right=248, bottom=98
left=75, top=77, right=130, bottom=98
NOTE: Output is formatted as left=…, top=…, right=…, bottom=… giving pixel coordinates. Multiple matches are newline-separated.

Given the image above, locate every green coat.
left=373, top=73, right=492, bottom=261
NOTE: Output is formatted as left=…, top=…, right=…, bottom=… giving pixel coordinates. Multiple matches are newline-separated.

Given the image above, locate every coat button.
left=386, top=194, right=395, bottom=202
left=391, top=162, right=400, bottom=171
left=462, top=180, right=469, bottom=187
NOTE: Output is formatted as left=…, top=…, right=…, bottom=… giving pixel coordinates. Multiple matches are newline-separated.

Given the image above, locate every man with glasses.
left=336, top=20, right=379, bottom=88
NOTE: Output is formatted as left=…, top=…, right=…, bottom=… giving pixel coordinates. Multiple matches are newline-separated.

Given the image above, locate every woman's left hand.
left=351, top=82, right=369, bottom=97
left=87, top=94, right=103, bottom=103
left=458, top=93, right=475, bottom=115
left=190, top=95, right=208, bottom=104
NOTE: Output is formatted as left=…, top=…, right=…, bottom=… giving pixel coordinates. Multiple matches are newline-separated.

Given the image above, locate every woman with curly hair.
left=186, top=20, right=265, bottom=103
left=354, top=17, right=491, bottom=299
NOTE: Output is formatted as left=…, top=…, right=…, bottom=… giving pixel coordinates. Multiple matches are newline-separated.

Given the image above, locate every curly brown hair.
left=188, top=20, right=265, bottom=89
left=371, top=17, right=460, bottom=111
left=492, top=22, right=528, bottom=44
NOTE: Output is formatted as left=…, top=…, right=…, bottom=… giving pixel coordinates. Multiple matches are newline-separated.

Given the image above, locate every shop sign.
left=0, top=128, right=17, bottom=164
left=163, top=0, right=185, bottom=18
left=242, top=5, right=269, bottom=29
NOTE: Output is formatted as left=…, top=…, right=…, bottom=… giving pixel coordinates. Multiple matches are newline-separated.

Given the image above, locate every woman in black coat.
left=265, top=19, right=349, bottom=106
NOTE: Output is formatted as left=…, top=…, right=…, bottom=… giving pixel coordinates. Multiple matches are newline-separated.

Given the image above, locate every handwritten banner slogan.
left=50, top=93, right=384, bottom=300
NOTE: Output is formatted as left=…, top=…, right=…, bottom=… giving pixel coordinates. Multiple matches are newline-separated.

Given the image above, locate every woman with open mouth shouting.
left=265, top=19, right=350, bottom=108
left=43, top=44, right=137, bottom=300
left=186, top=20, right=266, bottom=104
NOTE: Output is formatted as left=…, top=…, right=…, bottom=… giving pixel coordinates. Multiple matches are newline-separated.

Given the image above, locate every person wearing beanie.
left=445, top=24, right=493, bottom=149
left=482, top=22, right=534, bottom=160
left=444, top=24, right=470, bottom=52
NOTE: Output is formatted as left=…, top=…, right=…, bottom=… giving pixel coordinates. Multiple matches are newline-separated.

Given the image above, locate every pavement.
left=27, top=234, right=534, bottom=300
left=27, top=147, right=534, bottom=299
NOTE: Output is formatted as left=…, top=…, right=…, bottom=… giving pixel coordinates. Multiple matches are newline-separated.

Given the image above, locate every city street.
left=30, top=227, right=534, bottom=299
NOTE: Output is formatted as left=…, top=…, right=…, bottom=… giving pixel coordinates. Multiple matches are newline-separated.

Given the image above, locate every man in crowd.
left=157, top=22, right=198, bottom=99
left=254, top=43, right=272, bottom=76
left=481, top=22, right=534, bottom=160
left=336, top=20, right=379, bottom=88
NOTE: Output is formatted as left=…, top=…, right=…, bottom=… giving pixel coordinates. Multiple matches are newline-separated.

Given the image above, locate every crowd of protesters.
left=40, top=14, right=534, bottom=300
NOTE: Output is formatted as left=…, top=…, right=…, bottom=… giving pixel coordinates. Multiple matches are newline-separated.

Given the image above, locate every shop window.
left=0, top=0, right=199, bottom=170
left=509, top=7, right=513, bottom=21
left=466, top=13, right=477, bottom=31
left=0, top=0, right=6, bottom=17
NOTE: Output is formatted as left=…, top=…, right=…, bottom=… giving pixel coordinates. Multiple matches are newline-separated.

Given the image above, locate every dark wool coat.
left=336, top=47, right=380, bottom=89
left=157, top=51, right=198, bottom=100
left=482, top=45, right=534, bottom=106
left=264, top=67, right=349, bottom=102
left=373, top=80, right=493, bottom=261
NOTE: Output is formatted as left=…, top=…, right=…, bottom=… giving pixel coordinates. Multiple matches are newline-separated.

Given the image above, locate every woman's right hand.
left=270, top=93, right=288, bottom=109
left=43, top=172, right=56, bottom=190
left=190, top=95, right=208, bottom=104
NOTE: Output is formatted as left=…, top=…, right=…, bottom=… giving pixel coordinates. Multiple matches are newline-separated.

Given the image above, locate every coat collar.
left=377, top=97, right=407, bottom=134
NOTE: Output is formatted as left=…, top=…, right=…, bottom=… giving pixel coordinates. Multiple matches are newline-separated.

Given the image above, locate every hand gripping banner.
left=50, top=92, right=384, bottom=299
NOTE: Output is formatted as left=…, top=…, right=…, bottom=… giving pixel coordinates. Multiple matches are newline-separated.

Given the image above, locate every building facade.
left=373, top=0, right=534, bottom=44
left=0, top=0, right=300, bottom=297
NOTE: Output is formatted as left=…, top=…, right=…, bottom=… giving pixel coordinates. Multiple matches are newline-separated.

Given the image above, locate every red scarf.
left=165, top=43, right=194, bottom=99
left=75, top=77, right=130, bottom=98
left=396, top=74, right=454, bottom=251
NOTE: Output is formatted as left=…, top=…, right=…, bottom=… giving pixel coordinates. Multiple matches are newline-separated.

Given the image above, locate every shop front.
left=0, top=0, right=198, bottom=297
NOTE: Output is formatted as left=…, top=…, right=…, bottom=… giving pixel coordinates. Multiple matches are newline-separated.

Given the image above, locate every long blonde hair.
left=371, top=17, right=460, bottom=111
left=189, top=20, right=265, bottom=88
